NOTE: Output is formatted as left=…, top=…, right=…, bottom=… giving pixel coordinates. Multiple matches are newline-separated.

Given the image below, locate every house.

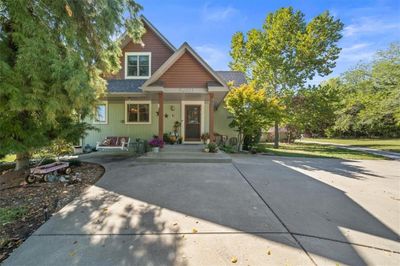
left=83, top=16, right=246, bottom=146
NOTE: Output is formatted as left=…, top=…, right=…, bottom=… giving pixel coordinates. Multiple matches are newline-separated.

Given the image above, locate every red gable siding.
left=157, top=51, right=219, bottom=88
left=108, top=24, right=174, bottom=80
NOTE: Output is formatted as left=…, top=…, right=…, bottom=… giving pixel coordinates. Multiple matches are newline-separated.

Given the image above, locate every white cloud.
left=343, top=17, right=400, bottom=37
left=194, top=45, right=229, bottom=70
left=202, top=3, right=238, bottom=22
left=339, top=42, right=375, bottom=63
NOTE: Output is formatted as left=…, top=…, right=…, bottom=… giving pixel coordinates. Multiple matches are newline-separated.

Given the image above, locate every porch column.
left=209, top=92, right=215, bottom=142
left=158, top=92, right=164, bottom=139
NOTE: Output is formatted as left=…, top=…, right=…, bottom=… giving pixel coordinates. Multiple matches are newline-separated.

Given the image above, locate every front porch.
left=156, top=91, right=218, bottom=143
left=137, top=144, right=232, bottom=163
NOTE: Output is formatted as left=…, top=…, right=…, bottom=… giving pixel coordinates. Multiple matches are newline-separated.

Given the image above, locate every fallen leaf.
left=69, top=251, right=76, bottom=257
left=267, top=250, right=271, bottom=255
left=65, top=4, right=73, bottom=17
left=231, top=257, right=238, bottom=263
left=173, top=222, right=178, bottom=226
left=192, top=228, right=198, bottom=233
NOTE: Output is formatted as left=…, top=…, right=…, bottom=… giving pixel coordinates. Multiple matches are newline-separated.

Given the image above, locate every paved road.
left=4, top=155, right=400, bottom=265
left=299, top=140, right=400, bottom=160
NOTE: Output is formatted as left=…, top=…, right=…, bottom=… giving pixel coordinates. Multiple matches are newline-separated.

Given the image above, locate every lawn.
left=0, top=207, right=27, bottom=226
left=0, top=155, right=16, bottom=163
left=257, top=142, right=386, bottom=160
left=300, top=138, right=400, bottom=153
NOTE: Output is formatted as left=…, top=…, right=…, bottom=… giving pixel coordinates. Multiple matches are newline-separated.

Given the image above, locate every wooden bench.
left=96, top=136, right=130, bottom=151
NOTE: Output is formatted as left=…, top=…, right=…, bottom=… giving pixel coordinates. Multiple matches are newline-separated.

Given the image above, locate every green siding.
left=163, top=102, right=181, bottom=135
left=214, top=104, right=236, bottom=138
left=83, top=99, right=236, bottom=147
left=84, top=101, right=159, bottom=146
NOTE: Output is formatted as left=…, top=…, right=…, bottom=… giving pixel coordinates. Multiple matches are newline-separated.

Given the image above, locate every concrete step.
left=137, top=150, right=232, bottom=163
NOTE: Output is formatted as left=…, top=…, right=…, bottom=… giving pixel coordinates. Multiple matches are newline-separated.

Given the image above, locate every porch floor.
left=137, top=144, right=232, bottom=163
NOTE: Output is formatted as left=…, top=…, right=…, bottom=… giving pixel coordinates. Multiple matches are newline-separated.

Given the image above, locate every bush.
left=220, top=145, right=236, bottom=153
left=163, top=133, right=170, bottom=143
left=65, top=159, right=82, bottom=167
left=143, top=140, right=150, bottom=152
left=40, top=158, right=56, bottom=165
left=206, top=143, right=218, bottom=153
left=243, top=129, right=262, bottom=150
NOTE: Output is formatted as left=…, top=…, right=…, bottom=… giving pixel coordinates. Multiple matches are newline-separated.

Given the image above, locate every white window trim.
left=125, top=52, right=151, bottom=79
left=181, top=101, right=205, bottom=144
left=93, top=101, right=108, bottom=124
left=125, top=100, right=152, bottom=124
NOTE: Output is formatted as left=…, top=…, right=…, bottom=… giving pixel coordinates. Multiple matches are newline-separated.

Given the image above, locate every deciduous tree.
left=224, top=83, right=282, bottom=151
left=229, top=7, right=343, bottom=147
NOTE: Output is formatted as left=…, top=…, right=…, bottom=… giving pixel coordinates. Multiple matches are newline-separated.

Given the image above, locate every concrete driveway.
left=4, top=155, right=400, bottom=265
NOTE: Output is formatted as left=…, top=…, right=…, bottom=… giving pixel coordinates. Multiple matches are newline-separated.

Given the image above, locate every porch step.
left=136, top=145, right=232, bottom=163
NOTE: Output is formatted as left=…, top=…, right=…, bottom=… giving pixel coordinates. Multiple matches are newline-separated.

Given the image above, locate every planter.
left=152, top=147, right=160, bottom=153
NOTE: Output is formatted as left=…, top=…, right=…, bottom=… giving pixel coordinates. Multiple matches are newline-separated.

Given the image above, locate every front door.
left=185, top=105, right=201, bottom=141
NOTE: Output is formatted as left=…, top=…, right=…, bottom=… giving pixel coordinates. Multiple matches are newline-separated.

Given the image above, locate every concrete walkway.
left=299, top=140, right=400, bottom=160
left=4, top=154, right=400, bottom=265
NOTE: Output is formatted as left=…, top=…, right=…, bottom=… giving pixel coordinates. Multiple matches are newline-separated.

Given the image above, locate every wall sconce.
left=170, top=105, right=175, bottom=111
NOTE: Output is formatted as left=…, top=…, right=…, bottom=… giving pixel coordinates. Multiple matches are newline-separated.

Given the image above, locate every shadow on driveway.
left=4, top=155, right=400, bottom=265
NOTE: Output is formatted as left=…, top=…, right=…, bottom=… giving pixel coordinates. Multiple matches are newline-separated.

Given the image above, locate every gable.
left=108, top=23, right=174, bottom=80
left=156, top=51, right=222, bottom=88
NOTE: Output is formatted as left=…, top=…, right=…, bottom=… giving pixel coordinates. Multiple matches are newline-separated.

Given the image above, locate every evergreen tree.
left=0, top=0, right=145, bottom=169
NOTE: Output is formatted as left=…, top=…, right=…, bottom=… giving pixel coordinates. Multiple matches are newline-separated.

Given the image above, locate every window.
left=125, top=52, right=151, bottom=79
left=125, top=101, right=151, bottom=124
left=94, top=101, right=108, bottom=124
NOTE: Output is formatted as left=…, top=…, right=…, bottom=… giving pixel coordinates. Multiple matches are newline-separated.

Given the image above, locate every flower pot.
left=152, top=147, right=160, bottom=153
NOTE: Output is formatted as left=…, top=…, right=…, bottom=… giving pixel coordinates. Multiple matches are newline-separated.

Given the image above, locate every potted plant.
left=201, top=133, right=209, bottom=144
left=148, top=137, right=164, bottom=153
left=169, top=135, right=177, bottom=144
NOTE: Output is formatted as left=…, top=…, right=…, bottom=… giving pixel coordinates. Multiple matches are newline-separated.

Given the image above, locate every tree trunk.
left=274, top=121, right=279, bottom=149
left=237, top=132, right=243, bottom=152
left=15, top=152, right=30, bottom=170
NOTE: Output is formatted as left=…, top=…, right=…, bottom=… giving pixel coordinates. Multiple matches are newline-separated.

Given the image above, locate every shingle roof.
left=215, top=71, right=246, bottom=87
left=106, top=79, right=146, bottom=93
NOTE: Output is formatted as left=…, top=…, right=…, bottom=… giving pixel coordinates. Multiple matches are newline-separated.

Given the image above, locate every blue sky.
left=139, top=0, right=400, bottom=84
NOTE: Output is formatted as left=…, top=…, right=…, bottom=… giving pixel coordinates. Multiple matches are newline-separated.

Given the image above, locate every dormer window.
left=125, top=52, right=151, bottom=79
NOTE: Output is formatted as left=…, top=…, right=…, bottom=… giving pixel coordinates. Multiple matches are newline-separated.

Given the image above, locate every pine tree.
left=0, top=0, right=145, bottom=169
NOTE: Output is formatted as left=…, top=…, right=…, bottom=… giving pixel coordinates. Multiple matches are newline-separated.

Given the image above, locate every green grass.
left=257, top=143, right=386, bottom=160
left=0, top=154, right=16, bottom=163
left=0, top=207, right=27, bottom=226
left=301, top=138, right=400, bottom=153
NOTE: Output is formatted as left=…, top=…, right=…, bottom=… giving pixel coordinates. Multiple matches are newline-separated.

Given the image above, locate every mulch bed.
left=0, top=162, right=104, bottom=262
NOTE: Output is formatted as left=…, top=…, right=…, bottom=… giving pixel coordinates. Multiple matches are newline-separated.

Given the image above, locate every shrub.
left=143, top=140, right=150, bottom=152
left=40, top=158, right=56, bottom=165
left=65, top=159, right=82, bottom=167
left=207, top=143, right=218, bottom=153
left=163, top=133, right=170, bottom=143
left=220, top=145, right=236, bottom=153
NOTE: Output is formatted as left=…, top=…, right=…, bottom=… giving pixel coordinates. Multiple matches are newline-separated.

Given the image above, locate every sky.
left=139, top=0, right=400, bottom=84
